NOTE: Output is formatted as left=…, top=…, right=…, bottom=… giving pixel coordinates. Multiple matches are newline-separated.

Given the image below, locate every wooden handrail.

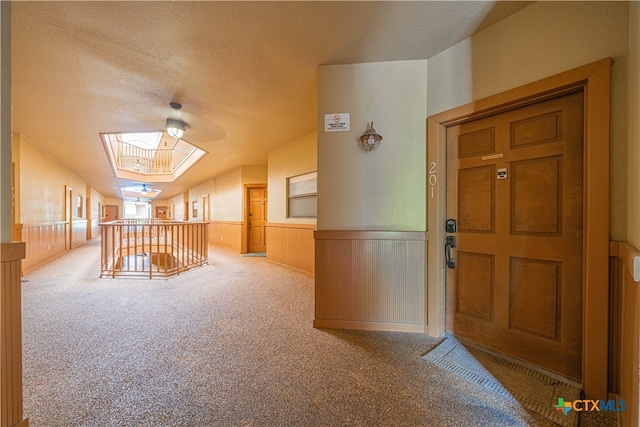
left=117, top=140, right=174, bottom=174
left=100, top=220, right=208, bottom=278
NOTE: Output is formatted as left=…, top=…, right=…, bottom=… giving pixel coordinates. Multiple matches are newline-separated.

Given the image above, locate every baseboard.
left=209, top=242, right=241, bottom=253
left=21, top=249, right=68, bottom=276
left=313, top=319, right=425, bottom=334
left=265, top=258, right=314, bottom=278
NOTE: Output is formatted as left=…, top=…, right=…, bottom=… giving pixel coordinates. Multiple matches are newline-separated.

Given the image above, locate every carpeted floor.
left=21, top=239, right=615, bottom=426
left=423, top=335, right=584, bottom=427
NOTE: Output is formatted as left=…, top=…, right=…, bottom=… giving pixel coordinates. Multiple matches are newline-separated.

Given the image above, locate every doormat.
left=243, top=253, right=266, bottom=257
left=422, top=334, right=580, bottom=427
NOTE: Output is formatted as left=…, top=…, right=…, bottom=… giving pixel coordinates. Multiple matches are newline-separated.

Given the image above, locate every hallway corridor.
left=21, top=240, right=538, bottom=426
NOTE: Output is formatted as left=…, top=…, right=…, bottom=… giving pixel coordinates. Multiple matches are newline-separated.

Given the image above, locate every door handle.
left=445, top=236, right=456, bottom=269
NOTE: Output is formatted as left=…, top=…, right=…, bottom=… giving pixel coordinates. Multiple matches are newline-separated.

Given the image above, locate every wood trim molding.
left=427, top=58, right=612, bottom=398
left=267, top=222, right=316, bottom=230
left=610, top=240, right=640, bottom=426
left=21, top=220, right=68, bottom=228
left=1, top=242, right=26, bottom=262
left=313, top=319, right=425, bottom=334
left=611, top=241, right=640, bottom=282
left=1, top=242, right=27, bottom=426
left=314, top=230, right=427, bottom=241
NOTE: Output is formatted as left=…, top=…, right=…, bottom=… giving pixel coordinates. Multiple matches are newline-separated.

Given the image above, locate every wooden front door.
left=103, top=205, right=118, bottom=221
left=446, top=91, right=584, bottom=380
left=248, top=187, right=267, bottom=253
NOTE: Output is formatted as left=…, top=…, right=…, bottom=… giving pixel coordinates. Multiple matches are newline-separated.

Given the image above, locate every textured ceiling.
left=11, top=1, right=532, bottom=200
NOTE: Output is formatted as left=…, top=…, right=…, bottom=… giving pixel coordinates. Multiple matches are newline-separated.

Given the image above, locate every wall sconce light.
left=165, top=101, right=187, bottom=139
left=359, top=121, right=383, bottom=151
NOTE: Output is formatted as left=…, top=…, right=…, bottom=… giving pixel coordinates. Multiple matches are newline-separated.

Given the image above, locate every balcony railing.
left=117, top=141, right=174, bottom=174
left=100, top=219, right=208, bottom=278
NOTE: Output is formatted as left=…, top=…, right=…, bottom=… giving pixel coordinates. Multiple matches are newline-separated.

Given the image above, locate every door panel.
left=103, top=205, right=118, bottom=221
left=248, top=188, right=267, bottom=253
left=446, top=91, right=584, bottom=380
left=458, top=166, right=495, bottom=233
left=456, top=252, right=494, bottom=321
left=512, top=157, right=561, bottom=235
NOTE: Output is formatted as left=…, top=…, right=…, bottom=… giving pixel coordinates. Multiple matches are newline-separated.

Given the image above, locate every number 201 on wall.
left=429, top=162, right=437, bottom=198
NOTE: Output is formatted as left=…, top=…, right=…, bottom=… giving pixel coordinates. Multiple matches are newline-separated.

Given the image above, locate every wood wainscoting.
left=1, top=242, right=28, bottom=427
left=610, top=241, right=640, bottom=427
left=209, top=221, right=243, bottom=253
left=21, top=221, right=67, bottom=273
left=21, top=220, right=88, bottom=274
left=89, top=218, right=101, bottom=240
left=314, top=230, right=426, bottom=333
left=266, top=223, right=315, bottom=276
left=72, top=219, right=88, bottom=249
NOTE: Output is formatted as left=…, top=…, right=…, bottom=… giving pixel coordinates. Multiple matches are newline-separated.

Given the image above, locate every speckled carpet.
left=21, top=239, right=616, bottom=426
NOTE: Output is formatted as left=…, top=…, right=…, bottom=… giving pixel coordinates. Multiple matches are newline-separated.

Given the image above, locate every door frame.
left=65, top=185, right=73, bottom=250
left=426, top=58, right=611, bottom=398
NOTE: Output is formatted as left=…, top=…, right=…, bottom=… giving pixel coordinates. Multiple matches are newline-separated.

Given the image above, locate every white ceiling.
left=11, top=1, right=532, bottom=200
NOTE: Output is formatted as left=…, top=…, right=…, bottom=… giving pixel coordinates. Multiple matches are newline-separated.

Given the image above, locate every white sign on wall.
left=324, top=113, right=350, bottom=132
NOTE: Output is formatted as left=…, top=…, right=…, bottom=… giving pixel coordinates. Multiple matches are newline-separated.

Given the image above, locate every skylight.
left=120, top=132, right=163, bottom=150
left=100, top=131, right=207, bottom=183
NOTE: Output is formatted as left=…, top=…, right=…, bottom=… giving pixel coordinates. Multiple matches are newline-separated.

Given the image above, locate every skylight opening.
left=119, top=132, right=163, bottom=150
left=100, top=131, right=208, bottom=183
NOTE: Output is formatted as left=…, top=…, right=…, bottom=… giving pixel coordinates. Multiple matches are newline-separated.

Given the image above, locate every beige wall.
left=212, top=167, right=243, bottom=221
left=166, top=193, right=186, bottom=220
left=317, top=60, right=428, bottom=231
left=242, top=165, right=268, bottom=186
left=267, top=132, right=317, bottom=225
left=628, top=2, right=640, bottom=249
left=88, top=186, right=104, bottom=221
left=15, top=133, right=89, bottom=224
left=427, top=1, right=629, bottom=240
left=12, top=132, right=107, bottom=270
left=88, top=185, right=104, bottom=238
left=189, top=178, right=213, bottom=221
left=210, top=165, right=267, bottom=222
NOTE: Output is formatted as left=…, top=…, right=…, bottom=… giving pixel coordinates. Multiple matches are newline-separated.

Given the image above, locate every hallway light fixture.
left=359, top=121, right=382, bottom=151
left=165, top=118, right=186, bottom=139
left=165, top=101, right=187, bottom=139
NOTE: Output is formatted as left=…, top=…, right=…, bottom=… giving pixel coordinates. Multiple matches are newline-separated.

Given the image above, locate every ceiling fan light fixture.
left=165, top=118, right=186, bottom=139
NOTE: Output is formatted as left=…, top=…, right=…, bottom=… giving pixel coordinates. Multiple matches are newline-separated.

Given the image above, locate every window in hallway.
left=123, top=199, right=151, bottom=219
